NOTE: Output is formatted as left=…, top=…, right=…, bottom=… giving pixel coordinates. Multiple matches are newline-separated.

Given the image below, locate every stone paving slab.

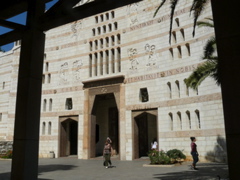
left=0, top=158, right=228, bottom=180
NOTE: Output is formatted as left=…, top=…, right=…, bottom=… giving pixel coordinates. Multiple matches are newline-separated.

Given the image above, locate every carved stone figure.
left=128, top=48, right=139, bottom=70
left=73, top=60, right=83, bottom=81
left=127, top=3, right=139, bottom=26
left=145, top=43, right=157, bottom=66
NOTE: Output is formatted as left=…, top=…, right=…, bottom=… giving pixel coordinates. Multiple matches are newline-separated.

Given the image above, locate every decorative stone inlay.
left=128, top=48, right=139, bottom=70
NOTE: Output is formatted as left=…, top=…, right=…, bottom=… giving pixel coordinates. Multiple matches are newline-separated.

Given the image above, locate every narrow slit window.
left=177, top=111, right=182, bottom=130
left=169, top=113, right=173, bottom=131
left=177, top=46, right=182, bottom=58
left=167, top=82, right=172, bottom=99
left=65, top=98, right=73, bottom=110
left=195, top=110, right=201, bottom=129
left=43, top=99, right=47, bottom=112
left=140, top=88, right=149, bottom=102
left=186, top=111, right=191, bottom=129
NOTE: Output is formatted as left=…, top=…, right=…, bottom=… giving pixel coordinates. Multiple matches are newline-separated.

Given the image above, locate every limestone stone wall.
left=0, top=0, right=226, bottom=162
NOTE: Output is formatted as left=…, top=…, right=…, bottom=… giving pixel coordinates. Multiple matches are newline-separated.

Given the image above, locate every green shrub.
left=148, top=149, right=186, bottom=165
left=1, top=150, right=13, bottom=159
left=166, top=149, right=186, bottom=163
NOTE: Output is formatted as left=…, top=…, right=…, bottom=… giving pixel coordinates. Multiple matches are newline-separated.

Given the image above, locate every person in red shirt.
left=190, top=137, right=199, bottom=170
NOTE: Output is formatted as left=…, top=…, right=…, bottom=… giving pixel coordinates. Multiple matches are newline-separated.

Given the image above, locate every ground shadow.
left=152, top=163, right=228, bottom=180
left=0, top=164, right=77, bottom=180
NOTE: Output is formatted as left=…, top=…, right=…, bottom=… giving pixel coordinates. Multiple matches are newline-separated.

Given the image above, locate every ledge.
left=143, top=164, right=175, bottom=167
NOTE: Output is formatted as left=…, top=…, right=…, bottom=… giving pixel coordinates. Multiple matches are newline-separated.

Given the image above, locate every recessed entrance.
left=133, top=111, right=157, bottom=158
left=59, top=118, right=78, bottom=157
left=90, top=93, right=119, bottom=157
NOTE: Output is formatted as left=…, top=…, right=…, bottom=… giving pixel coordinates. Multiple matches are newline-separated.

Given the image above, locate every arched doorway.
left=133, top=110, right=157, bottom=158
left=90, top=93, right=119, bottom=157
left=59, top=118, right=78, bottom=157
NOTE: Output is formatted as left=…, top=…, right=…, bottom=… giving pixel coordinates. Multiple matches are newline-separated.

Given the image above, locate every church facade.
left=0, top=0, right=226, bottom=162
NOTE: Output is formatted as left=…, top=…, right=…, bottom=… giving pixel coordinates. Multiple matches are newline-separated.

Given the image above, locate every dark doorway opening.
left=91, top=93, right=119, bottom=157
left=134, top=112, right=157, bottom=158
left=60, top=119, right=78, bottom=157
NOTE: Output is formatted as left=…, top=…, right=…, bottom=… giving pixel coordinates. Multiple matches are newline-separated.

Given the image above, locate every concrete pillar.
left=211, top=1, right=240, bottom=179
left=11, top=1, right=45, bottom=179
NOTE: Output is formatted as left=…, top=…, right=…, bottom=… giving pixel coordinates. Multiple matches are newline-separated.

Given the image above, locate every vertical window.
left=117, top=47, right=121, bottom=72
left=140, top=88, right=149, bottom=102
left=167, top=82, right=172, bottom=99
left=177, top=111, right=182, bottom=130
left=49, top=98, right=52, bottom=111
left=94, top=40, right=98, bottom=50
left=42, top=122, right=46, bottom=135
left=169, top=48, right=174, bottom=60
left=95, top=16, right=98, bottom=23
left=92, top=29, right=95, bottom=36
left=106, top=37, right=109, bottom=47
left=100, top=39, right=103, bottom=49
left=114, top=22, right=118, bottom=30
left=111, top=11, right=115, bottom=19
left=0, top=113, right=2, bottom=122
left=186, top=111, right=191, bottom=129
left=111, top=36, right=115, bottom=46
left=172, top=31, right=177, bottom=43
left=100, top=14, right=104, bottom=22
left=89, top=41, right=93, bottom=51
left=48, top=122, right=52, bottom=135
left=89, top=54, right=92, bottom=77
left=180, top=29, right=185, bottom=41
left=175, top=80, right=180, bottom=98
left=97, top=27, right=101, bottom=35
left=65, top=98, right=73, bottom=110
left=94, top=53, right=98, bottom=76
left=169, top=113, right=173, bottom=131
left=117, top=34, right=121, bottom=44
left=42, top=75, right=45, bottom=84
left=106, top=13, right=109, bottom=20
left=2, top=82, right=5, bottom=89
left=184, top=79, right=189, bottom=96
left=111, top=49, right=115, bottom=73
left=177, top=46, right=182, bottom=58
left=43, top=99, right=47, bottom=112
left=48, top=74, right=51, bottom=84
left=45, top=62, right=49, bottom=72
left=100, top=51, right=103, bottom=75
left=186, top=43, right=191, bottom=56
left=105, top=50, right=109, bottom=74
left=175, top=18, right=180, bottom=27
left=103, top=25, right=106, bottom=33
left=108, top=24, right=112, bottom=32
left=195, top=110, right=201, bottom=129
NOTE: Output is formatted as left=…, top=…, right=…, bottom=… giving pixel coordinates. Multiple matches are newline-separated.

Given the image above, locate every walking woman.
left=190, top=137, right=199, bottom=170
left=103, top=137, right=113, bottom=168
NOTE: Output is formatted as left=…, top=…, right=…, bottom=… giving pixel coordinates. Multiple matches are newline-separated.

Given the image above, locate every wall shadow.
left=205, top=135, right=228, bottom=163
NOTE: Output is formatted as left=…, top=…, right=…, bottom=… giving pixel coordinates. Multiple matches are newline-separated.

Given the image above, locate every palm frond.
left=185, top=61, right=216, bottom=90
left=191, top=0, right=210, bottom=37
left=202, top=36, right=216, bottom=59
left=197, top=21, right=214, bottom=28
left=168, top=0, right=179, bottom=44
left=153, top=0, right=167, bottom=17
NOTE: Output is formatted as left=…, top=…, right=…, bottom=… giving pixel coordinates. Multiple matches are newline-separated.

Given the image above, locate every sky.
left=0, top=0, right=58, bottom=52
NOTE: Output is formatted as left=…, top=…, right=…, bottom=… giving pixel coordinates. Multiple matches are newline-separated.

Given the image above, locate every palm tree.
left=154, top=0, right=210, bottom=43
left=184, top=18, right=220, bottom=90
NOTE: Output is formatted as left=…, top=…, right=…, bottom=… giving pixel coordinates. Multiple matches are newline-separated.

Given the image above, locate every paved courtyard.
left=0, top=157, right=228, bottom=180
